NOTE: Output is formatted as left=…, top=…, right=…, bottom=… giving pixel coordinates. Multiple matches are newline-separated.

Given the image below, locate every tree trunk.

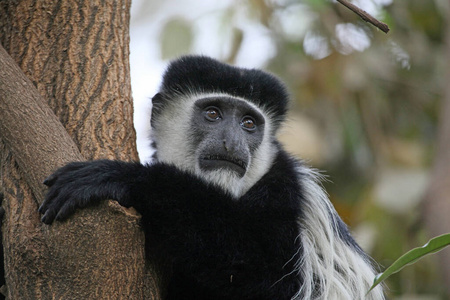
left=0, top=1, right=161, bottom=298
left=422, top=7, right=450, bottom=296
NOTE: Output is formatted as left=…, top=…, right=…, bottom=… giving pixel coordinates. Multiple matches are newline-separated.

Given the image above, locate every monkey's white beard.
left=194, top=167, right=244, bottom=198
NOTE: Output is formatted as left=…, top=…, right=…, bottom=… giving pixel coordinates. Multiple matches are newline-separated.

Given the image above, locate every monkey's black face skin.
left=192, top=97, right=265, bottom=177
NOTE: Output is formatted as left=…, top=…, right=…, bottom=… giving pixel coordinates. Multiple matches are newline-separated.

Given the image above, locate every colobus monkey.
left=39, top=56, right=384, bottom=300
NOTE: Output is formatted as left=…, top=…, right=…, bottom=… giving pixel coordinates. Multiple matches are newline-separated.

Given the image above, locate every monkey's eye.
left=240, top=116, right=256, bottom=131
left=204, top=107, right=222, bottom=121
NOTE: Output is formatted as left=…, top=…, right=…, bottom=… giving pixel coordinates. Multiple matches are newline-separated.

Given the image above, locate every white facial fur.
left=151, top=92, right=277, bottom=198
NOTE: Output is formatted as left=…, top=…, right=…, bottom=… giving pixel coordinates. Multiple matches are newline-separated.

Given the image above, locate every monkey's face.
left=191, top=97, right=265, bottom=178
left=151, top=92, right=277, bottom=198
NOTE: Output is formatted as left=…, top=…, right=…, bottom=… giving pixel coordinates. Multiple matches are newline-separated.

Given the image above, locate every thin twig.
left=337, top=0, right=390, bottom=33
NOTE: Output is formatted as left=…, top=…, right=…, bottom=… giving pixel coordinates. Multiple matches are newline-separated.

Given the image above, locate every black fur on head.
left=152, top=55, right=290, bottom=130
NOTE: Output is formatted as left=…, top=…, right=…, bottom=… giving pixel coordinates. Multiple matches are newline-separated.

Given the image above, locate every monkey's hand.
left=39, top=160, right=131, bottom=224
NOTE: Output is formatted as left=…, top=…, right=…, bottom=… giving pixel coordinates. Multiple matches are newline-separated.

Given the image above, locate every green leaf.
left=369, top=233, right=450, bottom=293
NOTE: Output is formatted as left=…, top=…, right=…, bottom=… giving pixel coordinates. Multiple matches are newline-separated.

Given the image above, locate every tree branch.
left=0, top=1, right=162, bottom=298
left=0, top=43, right=83, bottom=201
left=337, top=0, right=390, bottom=33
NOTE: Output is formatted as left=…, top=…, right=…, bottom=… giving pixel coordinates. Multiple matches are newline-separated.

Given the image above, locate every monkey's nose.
left=223, top=139, right=229, bottom=152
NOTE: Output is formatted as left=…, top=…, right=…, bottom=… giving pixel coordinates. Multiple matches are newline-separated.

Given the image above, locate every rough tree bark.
left=0, top=1, right=161, bottom=298
left=423, top=9, right=450, bottom=295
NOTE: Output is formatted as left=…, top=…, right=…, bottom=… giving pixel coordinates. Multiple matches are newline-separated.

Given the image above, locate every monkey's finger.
left=38, top=198, right=51, bottom=215
left=43, top=173, right=57, bottom=186
left=41, top=208, right=57, bottom=224
left=38, top=200, right=53, bottom=215
left=55, top=199, right=78, bottom=222
left=38, top=203, right=46, bottom=215
left=40, top=192, right=70, bottom=224
left=39, top=187, right=62, bottom=214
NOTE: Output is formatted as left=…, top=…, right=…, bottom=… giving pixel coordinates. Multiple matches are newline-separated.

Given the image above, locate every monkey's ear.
left=151, top=93, right=163, bottom=106
left=151, top=93, right=164, bottom=115
left=151, top=93, right=165, bottom=127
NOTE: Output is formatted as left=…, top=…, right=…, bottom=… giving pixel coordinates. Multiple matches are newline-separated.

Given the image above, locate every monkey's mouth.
left=200, top=154, right=248, bottom=177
